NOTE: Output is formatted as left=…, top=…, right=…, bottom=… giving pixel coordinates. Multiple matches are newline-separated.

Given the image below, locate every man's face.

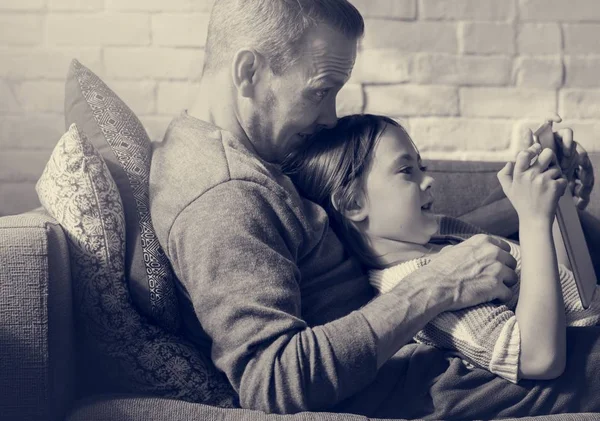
left=248, top=24, right=357, bottom=163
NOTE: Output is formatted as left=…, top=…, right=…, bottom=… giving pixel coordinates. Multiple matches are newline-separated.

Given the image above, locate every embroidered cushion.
left=35, top=123, right=238, bottom=406
left=64, top=59, right=179, bottom=333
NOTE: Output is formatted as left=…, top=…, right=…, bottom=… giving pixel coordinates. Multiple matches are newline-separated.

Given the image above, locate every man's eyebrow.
left=308, top=75, right=347, bottom=88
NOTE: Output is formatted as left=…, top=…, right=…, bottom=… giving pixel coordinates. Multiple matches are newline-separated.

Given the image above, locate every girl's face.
left=361, top=123, right=438, bottom=245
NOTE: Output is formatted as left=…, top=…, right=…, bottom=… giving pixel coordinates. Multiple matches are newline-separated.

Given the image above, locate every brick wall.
left=1, top=0, right=600, bottom=216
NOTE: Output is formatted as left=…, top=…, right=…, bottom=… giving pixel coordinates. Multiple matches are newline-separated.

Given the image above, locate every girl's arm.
left=498, top=144, right=568, bottom=380
left=516, top=216, right=566, bottom=379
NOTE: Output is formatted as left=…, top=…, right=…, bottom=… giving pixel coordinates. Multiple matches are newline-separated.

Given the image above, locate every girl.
left=283, top=114, right=600, bottom=384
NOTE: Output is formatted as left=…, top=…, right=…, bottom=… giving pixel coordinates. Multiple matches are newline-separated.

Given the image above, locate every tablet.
left=534, top=122, right=597, bottom=309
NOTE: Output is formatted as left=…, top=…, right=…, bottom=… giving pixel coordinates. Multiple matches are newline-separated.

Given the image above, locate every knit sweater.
left=370, top=216, right=600, bottom=383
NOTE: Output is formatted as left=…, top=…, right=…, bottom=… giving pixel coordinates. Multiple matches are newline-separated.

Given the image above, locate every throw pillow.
left=64, top=59, right=180, bottom=333
left=36, top=124, right=238, bottom=406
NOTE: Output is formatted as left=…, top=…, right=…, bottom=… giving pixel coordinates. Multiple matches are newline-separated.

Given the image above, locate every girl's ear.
left=331, top=190, right=368, bottom=222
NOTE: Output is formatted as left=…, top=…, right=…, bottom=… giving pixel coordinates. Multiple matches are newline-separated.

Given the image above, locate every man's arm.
left=168, top=181, right=518, bottom=414
left=169, top=180, right=381, bottom=413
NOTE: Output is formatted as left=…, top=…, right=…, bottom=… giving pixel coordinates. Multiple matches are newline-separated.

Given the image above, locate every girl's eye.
left=397, top=166, right=413, bottom=174
left=419, top=165, right=428, bottom=172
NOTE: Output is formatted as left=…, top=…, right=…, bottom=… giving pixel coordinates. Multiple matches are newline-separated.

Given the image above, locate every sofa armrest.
left=0, top=209, right=75, bottom=421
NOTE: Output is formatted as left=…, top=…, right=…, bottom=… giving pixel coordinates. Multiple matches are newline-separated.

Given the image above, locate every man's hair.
left=203, top=0, right=364, bottom=76
left=283, top=114, right=405, bottom=269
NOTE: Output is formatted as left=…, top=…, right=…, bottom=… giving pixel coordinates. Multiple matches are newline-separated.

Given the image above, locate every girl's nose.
left=421, top=174, right=435, bottom=191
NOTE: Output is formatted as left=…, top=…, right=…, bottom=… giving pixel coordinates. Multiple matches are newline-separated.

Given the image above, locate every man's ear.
left=232, top=48, right=262, bottom=98
left=331, top=190, right=368, bottom=222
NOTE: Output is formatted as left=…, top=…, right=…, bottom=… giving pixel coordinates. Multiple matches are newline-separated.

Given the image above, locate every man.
left=149, top=0, right=599, bottom=419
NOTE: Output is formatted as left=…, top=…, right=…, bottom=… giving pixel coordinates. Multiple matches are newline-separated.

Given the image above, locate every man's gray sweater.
left=149, top=112, right=380, bottom=413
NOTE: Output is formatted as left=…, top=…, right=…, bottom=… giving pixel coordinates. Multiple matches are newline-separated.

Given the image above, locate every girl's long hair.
left=283, top=114, right=402, bottom=268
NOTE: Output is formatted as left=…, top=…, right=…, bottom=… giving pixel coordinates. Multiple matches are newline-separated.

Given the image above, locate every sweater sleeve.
left=371, top=261, right=521, bottom=383
left=167, top=180, right=378, bottom=414
left=414, top=302, right=521, bottom=383
left=503, top=240, right=600, bottom=327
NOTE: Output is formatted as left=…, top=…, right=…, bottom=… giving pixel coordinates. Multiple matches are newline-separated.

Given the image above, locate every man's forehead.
left=302, top=26, right=357, bottom=86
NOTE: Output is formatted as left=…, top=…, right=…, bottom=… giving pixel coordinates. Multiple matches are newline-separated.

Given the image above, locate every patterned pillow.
left=36, top=124, right=238, bottom=406
left=64, top=59, right=179, bottom=333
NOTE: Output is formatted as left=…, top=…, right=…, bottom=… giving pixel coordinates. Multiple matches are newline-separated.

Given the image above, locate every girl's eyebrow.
left=390, top=153, right=414, bottom=168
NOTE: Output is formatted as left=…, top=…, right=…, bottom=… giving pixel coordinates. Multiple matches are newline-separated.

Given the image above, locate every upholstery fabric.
left=35, top=124, right=238, bottom=407
left=64, top=59, right=180, bottom=333
left=0, top=210, right=75, bottom=421
left=66, top=395, right=600, bottom=421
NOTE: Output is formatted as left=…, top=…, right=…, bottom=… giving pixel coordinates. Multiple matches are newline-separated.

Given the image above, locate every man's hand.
left=523, top=114, right=595, bottom=210
left=426, top=234, right=518, bottom=311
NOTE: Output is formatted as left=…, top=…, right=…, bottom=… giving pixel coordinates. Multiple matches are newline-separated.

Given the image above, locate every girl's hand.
left=520, top=114, right=594, bottom=210
left=497, top=143, right=568, bottom=223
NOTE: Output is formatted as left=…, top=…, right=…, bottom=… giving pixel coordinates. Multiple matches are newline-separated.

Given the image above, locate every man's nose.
left=318, top=98, right=338, bottom=129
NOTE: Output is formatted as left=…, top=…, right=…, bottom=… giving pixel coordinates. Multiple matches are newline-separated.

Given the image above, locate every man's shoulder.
left=149, top=113, right=292, bottom=245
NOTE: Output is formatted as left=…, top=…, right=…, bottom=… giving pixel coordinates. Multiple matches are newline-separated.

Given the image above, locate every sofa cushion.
left=64, top=59, right=180, bottom=333
left=36, top=124, right=238, bottom=407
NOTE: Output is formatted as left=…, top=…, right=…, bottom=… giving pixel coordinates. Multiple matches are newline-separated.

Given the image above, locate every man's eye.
left=314, top=89, right=330, bottom=101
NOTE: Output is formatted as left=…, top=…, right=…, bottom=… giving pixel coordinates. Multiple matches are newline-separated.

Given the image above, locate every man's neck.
left=188, top=76, right=254, bottom=152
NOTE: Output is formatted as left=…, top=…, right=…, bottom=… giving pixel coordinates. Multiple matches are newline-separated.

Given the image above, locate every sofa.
left=1, top=60, right=600, bottom=421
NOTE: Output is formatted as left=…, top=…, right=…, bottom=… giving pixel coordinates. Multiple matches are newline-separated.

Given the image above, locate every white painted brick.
left=0, top=0, right=45, bottom=11
left=47, top=13, right=150, bottom=46
left=350, top=50, right=412, bottom=84
left=157, top=82, right=200, bottom=115
left=514, top=57, right=563, bottom=88
left=421, top=149, right=513, bottom=162
left=0, top=114, right=65, bottom=149
left=0, top=81, right=21, bottom=114
left=511, top=120, right=541, bottom=151
left=459, top=22, right=514, bottom=55
left=106, top=0, right=195, bottom=11
left=559, top=90, right=600, bottom=119
left=414, top=54, right=511, bottom=86
left=0, top=150, right=53, bottom=182
left=151, top=14, right=209, bottom=47
left=460, top=88, right=556, bottom=118
left=564, top=24, right=600, bottom=54
left=554, top=121, right=600, bottom=152
left=336, top=84, right=363, bottom=117
left=0, top=183, right=40, bottom=216
left=191, top=0, right=215, bottom=12
left=364, top=85, right=458, bottom=117
left=363, top=20, right=457, bottom=52
left=514, top=119, right=599, bottom=153
left=0, top=15, right=44, bottom=46
left=409, top=118, right=513, bottom=152
left=13, top=81, right=64, bottom=113
left=48, top=0, right=103, bottom=10
left=104, top=48, right=204, bottom=80
left=565, top=57, right=600, bottom=88
left=517, top=24, right=561, bottom=54
left=102, top=81, right=156, bottom=115
left=351, top=0, right=416, bottom=19
left=140, top=116, right=173, bottom=143
left=420, top=0, right=515, bottom=21
left=0, top=47, right=102, bottom=80
left=520, top=0, right=600, bottom=22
